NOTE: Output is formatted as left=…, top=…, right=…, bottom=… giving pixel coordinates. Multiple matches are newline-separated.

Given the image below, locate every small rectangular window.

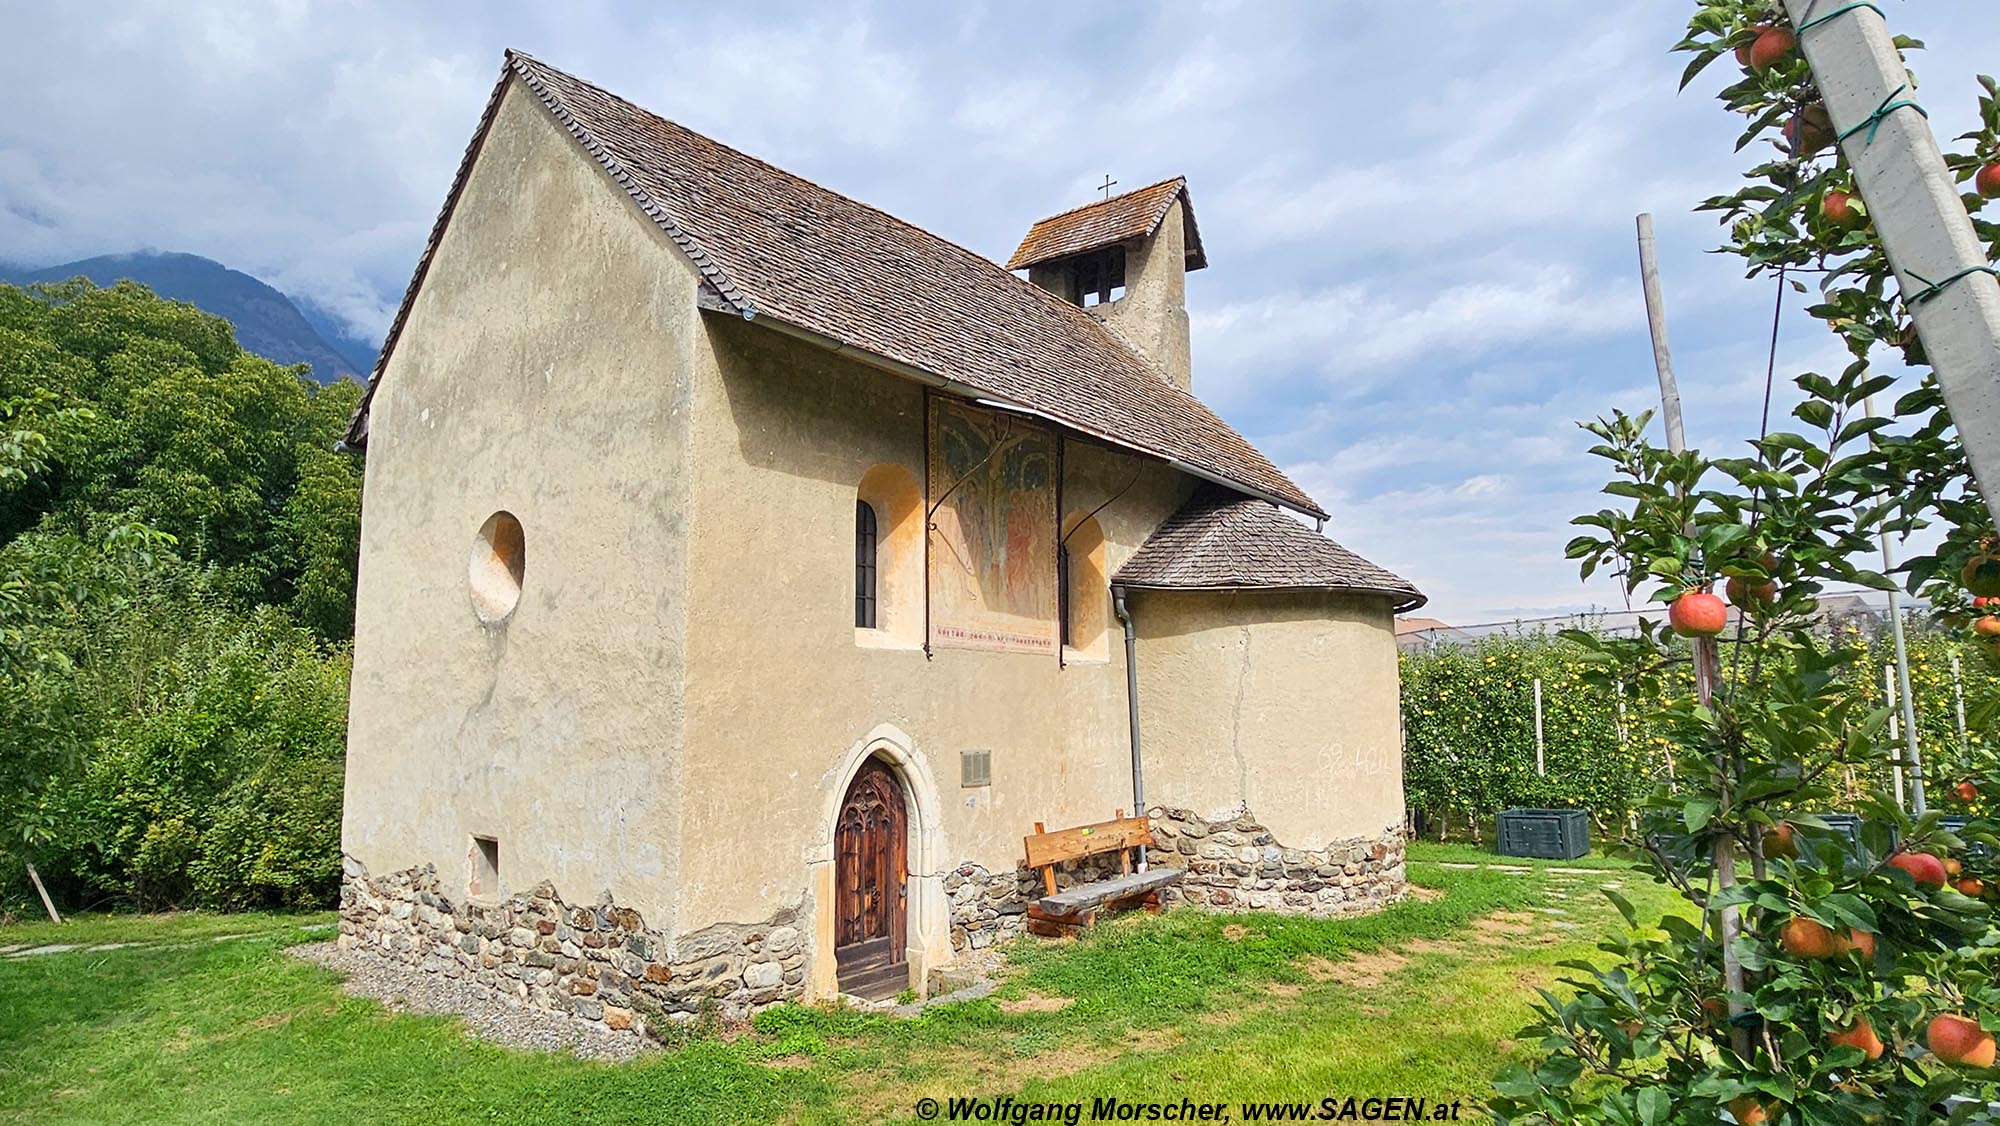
left=470, top=835, right=500, bottom=898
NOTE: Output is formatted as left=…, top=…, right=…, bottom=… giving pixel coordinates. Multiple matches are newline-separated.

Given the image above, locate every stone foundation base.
left=947, top=809, right=1405, bottom=945
left=1148, top=808, right=1406, bottom=916
left=945, top=849, right=1132, bottom=951
left=337, top=856, right=805, bottom=1037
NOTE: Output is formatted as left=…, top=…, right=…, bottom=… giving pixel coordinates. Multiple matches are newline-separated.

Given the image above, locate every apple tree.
left=1488, top=3, right=2000, bottom=1122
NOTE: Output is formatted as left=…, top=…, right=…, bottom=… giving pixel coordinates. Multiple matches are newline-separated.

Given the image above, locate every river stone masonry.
left=1147, top=807, right=1406, bottom=915
left=945, top=849, right=1132, bottom=951
left=948, top=806, right=1399, bottom=946
left=337, top=855, right=805, bottom=1037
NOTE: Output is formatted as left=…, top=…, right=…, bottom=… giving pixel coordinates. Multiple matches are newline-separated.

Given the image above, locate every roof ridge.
left=507, top=50, right=1012, bottom=281
left=352, top=50, right=1321, bottom=517
left=1022, top=176, right=1186, bottom=230
left=505, top=51, right=1180, bottom=380
left=505, top=51, right=756, bottom=313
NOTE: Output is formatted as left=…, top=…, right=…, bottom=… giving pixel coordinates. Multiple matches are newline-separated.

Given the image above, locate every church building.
left=337, top=50, right=1423, bottom=1031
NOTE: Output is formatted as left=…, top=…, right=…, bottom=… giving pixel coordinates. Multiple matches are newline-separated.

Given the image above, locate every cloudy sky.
left=4, top=1, right=1996, bottom=622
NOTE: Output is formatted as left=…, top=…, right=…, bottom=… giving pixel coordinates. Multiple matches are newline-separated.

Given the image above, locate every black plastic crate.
left=1938, top=816, right=1991, bottom=859
left=1814, top=813, right=1866, bottom=854
left=1497, top=808, right=1590, bottom=860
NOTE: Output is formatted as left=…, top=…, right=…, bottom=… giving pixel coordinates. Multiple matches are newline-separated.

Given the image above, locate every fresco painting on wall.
left=926, top=397, right=1058, bottom=654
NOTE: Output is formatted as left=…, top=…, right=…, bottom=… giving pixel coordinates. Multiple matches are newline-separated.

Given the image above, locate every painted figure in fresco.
left=928, top=400, right=1057, bottom=652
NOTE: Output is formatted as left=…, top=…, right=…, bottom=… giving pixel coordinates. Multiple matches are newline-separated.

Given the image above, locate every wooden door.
left=834, top=758, right=907, bottom=986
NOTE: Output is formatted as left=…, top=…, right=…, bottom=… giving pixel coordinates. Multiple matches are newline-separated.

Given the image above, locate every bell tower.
left=1005, top=177, right=1207, bottom=391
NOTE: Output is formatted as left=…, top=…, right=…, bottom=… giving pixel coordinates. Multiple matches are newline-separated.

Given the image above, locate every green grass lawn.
left=0, top=861, right=1685, bottom=1125
left=0, top=909, right=334, bottom=949
left=1407, top=839, right=1639, bottom=870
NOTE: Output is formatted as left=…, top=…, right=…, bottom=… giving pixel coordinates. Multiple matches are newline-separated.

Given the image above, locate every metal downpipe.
left=1113, top=585, right=1146, bottom=872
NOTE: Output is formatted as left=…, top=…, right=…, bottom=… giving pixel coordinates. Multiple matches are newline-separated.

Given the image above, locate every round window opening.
left=468, top=511, right=526, bottom=623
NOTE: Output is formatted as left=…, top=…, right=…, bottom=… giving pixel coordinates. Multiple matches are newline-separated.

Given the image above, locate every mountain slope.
left=3, top=252, right=367, bottom=384
left=291, top=296, right=381, bottom=378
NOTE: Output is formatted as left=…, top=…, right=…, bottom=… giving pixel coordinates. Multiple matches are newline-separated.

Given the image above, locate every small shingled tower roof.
left=1114, top=488, right=1425, bottom=612
left=1004, top=177, right=1207, bottom=273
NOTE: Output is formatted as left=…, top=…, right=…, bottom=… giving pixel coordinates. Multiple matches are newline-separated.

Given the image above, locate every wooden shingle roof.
left=1114, top=488, right=1424, bottom=612
left=1004, top=177, right=1207, bottom=272
left=347, top=51, right=1317, bottom=517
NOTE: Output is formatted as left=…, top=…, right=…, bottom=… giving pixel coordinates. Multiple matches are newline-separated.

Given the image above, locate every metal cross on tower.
left=1097, top=174, right=1117, bottom=200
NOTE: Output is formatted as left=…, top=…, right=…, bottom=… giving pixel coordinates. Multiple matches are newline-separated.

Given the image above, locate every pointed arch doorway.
left=834, top=757, right=908, bottom=998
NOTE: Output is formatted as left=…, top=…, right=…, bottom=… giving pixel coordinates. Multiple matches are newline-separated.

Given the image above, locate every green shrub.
left=1401, top=626, right=2000, bottom=830
left=20, top=577, right=350, bottom=912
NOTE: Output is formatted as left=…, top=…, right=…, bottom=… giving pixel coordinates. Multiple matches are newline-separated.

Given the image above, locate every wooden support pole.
left=26, top=862, right=61, bottom=925
left=1637, top=214, right=1748, bottom=1058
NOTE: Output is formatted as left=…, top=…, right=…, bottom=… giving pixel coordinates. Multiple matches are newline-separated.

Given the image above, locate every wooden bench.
left=1023, top=811, right=1184, bottom=937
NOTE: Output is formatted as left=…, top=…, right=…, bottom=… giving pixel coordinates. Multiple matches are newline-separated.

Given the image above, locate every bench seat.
left=1036, top=867, right=1184, bottom=917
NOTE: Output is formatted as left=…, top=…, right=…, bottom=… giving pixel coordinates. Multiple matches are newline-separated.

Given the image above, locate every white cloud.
left=2, top=0, right=1994, bottom=616
left=1196, top=265, right=1637, bottom=396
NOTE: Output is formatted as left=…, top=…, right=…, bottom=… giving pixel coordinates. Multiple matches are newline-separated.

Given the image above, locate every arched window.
left=855, top=465, right=923, bottom=646
left=855, top=500, right=879, bottom=629
left=1060, top=514, right=1109, bottom=659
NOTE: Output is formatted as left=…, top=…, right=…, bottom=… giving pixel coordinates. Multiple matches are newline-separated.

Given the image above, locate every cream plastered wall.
left=342, top=77, right=700, bottom=932
left=1130, top=588, right=1406, bottom=848
left=678, top=314, right=1191, bottom=990
left=1094, top=199, right=1192, bottom=392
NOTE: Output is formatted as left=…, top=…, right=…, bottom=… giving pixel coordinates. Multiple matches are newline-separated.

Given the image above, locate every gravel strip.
left=289, top=941, right=655, bottom=1061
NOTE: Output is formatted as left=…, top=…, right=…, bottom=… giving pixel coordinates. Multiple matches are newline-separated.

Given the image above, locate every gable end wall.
left=341, top=76, right=700, bottom=931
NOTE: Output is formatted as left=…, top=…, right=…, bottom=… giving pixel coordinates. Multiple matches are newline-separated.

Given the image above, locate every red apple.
left=1749, top=26, right=1795, bottom=70
left=1958, top=877, right=1985, bottom=897
left=1762, top=822, right=1798, bottom=860
left=1821, top=189, right=1865, bottom=229
left=1978, top=162, right=2000, bottom=200
left=1728, top=1095, right=1772, bottom=1125
left=1844, top=929, right=1876, bottom=959
left=1928, top=1013, right=1998, bottom=1067
left=1786, top=103, right=1835, bottom=155
left=1946, top=857, right=1966, bottom=877
left=1670, top=590, right=1729, bottom=638
left=1889, top=851, right=1950, bottom=889
left=1829, top=1015, right=1886, bottom=1061
left=1975, top=616, right=2000, bottom=637
left=1965, top=543, right=2000, bottom=598
left=1779, top=915, right=1842, bottom=959
left=1726, top=576, right=1778, bottom=609
left=1956, top=780, right=1981, bottom=803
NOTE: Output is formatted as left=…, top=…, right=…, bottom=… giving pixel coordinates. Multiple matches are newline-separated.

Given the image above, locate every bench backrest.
left=1024, top=814, right=1152, bottom=871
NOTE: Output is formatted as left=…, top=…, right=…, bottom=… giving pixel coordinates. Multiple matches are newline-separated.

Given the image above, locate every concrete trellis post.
left=1862, top=395, right=1928, bottom=813
left=1887, top=664, right=1906, bottom=808
left=1780, top=0, right=2000, bottom=522
left=1533, top=677, right=1546, bottom=776
left=1953, top=650, right=1970, bottom=758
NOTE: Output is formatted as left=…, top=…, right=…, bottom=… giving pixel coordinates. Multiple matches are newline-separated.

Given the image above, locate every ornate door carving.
left=835, top=758, right=907, bottom=964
